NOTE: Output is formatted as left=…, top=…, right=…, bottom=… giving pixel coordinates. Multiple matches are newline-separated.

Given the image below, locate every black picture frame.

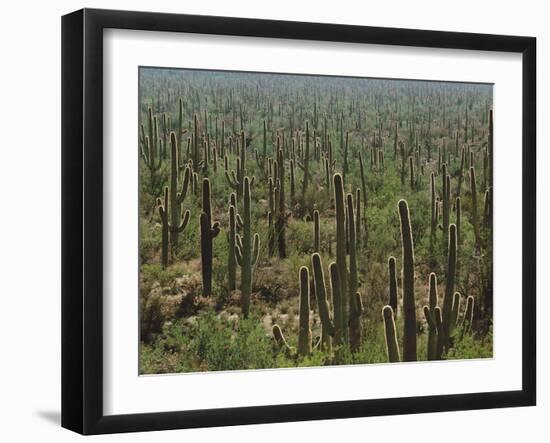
left=62, top=8, right=536, bottom=435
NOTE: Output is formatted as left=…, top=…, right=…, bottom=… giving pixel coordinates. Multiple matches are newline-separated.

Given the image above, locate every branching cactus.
left=225, top=130, right=253, bottom=200
left=168, top=132, right=191, bottom=252
left=382, top=305, right=400, bottom=363
left=398, top=199, right=417, bottom=361
left=440, top=224, right=457, bottom=355
left=236, top=176, right=260, bottom=318
left=141, top=109, right=163, bottom=192
left=423, top=273, right=439, bottom=360
left=200, top=178, right=220, bottom=296
left=312, top=253, right=334, bottom=352
left=298, top=266, right=312, bottom=356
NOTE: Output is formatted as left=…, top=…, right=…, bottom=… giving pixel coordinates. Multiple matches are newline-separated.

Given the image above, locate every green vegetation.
left=139, top=69, right=493, bottom=373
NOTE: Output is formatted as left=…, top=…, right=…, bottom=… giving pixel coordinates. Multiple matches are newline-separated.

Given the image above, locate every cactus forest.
left=139, top=68, right=493, bottom=374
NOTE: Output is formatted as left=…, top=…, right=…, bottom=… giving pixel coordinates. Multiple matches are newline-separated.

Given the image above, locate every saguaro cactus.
left=333, top=173, right=349, bottom=343
left=141, top=110, right=162, bottom=192
left=297, top=267, right=312, bottom=356
left=430, top=173, right=436, bottom=246
left=347, top=193, right=363, bottom=351
left=276, top=144, right=288, bottom=258
left=312, top=253, right=334, bottom=352
left=228, top=204, right=237, bottom=291
left=313, top=209, right=320, bottom=252
left=388, top=256, right=398, bottom=315
left=463, top=295, right=475, bottom=333
left=440, top=224, right=457, bottom=354
left=200, top=178, right=220, bottom=296
left=225, top=130, right=251, bottom=200
left=382, top=305, right=400, bottom=362
left=156, top=187, right=170, bottom=268
left=329, top=262, right=344, bottom=346
left=168, top=132, right=191, bottom=251
left=236, top=176, right=260, bottom=317
left=470, top=166, right=481, bottom=250
left=300, top=121, right=311, bottom=200
left=398, top=199, right=417, bottom=361
left=423, top=272, right=439, bottom=360
left=355, top=189, right=362, bottom=247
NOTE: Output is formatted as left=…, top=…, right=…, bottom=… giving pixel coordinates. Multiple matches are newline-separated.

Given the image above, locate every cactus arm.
left=235, top=243, right=243, bottom=266
left=177, top=210, right=190, bottom=233
left=450, top=292, right=461, bottom=335
left=382, top=305, right=400, bottom=363
left=236, top=214, right=244, bottom=230
left=434, top=306, right=444, bottom=359
left=225, top=169, right=239, bottom=188
left=297, top=267, right=312, bottom=356
left=311, top=253, right=335, bottom=338
left=463, top=296, right=475, bottom=333
left=211, top=222, right=220, bottom=238
left=252, top=234, right=260, bottom=266
left=177, top=165, right=191, bottom=204
left=272, top=324, right=294, bottom=355
left=236, top=234, right=244, bottom=252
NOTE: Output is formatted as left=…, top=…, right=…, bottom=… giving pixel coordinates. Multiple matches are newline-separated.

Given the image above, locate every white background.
left=0, top=0, right=546, bottom=441
left=104, top=30, right=522, bottom=415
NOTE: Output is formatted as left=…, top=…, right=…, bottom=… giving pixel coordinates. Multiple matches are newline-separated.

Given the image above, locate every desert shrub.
left=447, top=326, right=493, bottom=360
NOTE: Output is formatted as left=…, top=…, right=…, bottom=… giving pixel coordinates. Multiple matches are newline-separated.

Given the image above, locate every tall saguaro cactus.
left=200, top=178, right=220, bottom=296
left=300, top=121, right=311, bottom=200
left=347, top=193, right=363, bottom=351
left=313, top=209, right=320, bottom=252
left=388, top=256, right=398, bottom=315
left=398, top=199, right=417, bottom=361
left=333, top=173, right=349, bottom=343
left=470, top=166, right=481, bottom=250
left=236, top=176, right=260, bottom=318
left=228, top=204, right=237, bottom=291
left=329, top=262, right=344, bottom=346
left=297, top=267, right=312, bottom=356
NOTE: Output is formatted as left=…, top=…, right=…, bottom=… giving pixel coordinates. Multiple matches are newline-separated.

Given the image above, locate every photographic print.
left=138, top=67, right=493, bottom=374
